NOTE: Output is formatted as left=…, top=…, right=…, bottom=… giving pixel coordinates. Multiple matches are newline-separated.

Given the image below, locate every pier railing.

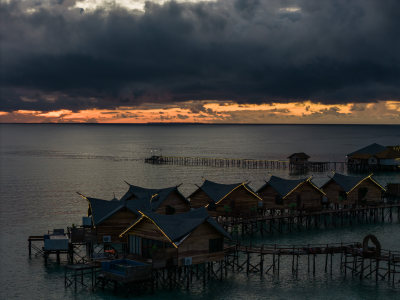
left=144, top=155, right=346, bottom=171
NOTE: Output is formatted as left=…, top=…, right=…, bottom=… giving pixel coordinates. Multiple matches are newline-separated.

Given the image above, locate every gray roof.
left=347, top=143, right=386, bottom=157
left=258, top=175, right=307, bottom=197
left=325, top=173, right=365, bottom=193
left=86, top=184, right=187, bottom=225
left=198, top=179, right=254, bottom=203
left=121, top=184, right=187, bottom=212
left=288, top=152, right=310, bottom=159
left=86, top=197, right=127, bottom=226
left=138, top=208, right=231, bottom=243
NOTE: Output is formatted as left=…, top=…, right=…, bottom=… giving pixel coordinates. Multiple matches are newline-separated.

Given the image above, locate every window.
left=129, top=235, right=142, bottom=255
left=296, top=194, right=302, bottom=207
left=358, top=188, right=368, bottom=202
left=230, top=199, right=236, bottom=210
left=165, top=205, right=176, bottom=215
left=275, top=195, right=283, bottom=205
left=141, top=238, right=166, bottom=258
left=338, top=191, right=347, bottom=201
left=209, top=238, right=223, bottom=253
left=208, top=202, right=216, bottom=211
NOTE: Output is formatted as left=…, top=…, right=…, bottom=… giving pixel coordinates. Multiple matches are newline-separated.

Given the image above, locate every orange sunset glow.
left=1, top=100, right=399, bottom=124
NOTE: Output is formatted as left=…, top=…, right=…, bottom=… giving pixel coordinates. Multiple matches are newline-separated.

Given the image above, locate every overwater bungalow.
left=188, top=179, right=262, bottom=216
left=119, top=208, right=231, bottom=267
left=321, top=172, right=385, bottom=208
left=79, top=184, right=190, bottom=243
left=80, top=195, right=137, bottom=244
left=257, top=175, right=325, bottom=211
left=347, top=143, right=400, bottom=171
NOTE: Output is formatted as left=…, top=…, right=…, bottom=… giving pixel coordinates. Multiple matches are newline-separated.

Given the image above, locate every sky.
left=0, top=0, right=399, bottom=124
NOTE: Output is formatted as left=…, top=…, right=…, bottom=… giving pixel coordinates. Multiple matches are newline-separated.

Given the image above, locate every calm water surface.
left=1, top=124, right=400, bottom=299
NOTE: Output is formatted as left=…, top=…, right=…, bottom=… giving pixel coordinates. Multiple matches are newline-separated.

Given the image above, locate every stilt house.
left=321, top=172, right=385, bottom=207
left=188, top=179, right=262, bottom=216
left=347, top=143, right=400, bottom=171
left=119, top=208, right=231, bottom=267
left=257, top=175, right=325, bottom=211
left=288, top=152, right=310, bottom=165
left=79, top=184, right=190, bottom=243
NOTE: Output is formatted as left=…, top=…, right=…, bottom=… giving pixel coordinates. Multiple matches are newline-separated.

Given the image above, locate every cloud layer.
left=1, top=0, right=400, bottom=112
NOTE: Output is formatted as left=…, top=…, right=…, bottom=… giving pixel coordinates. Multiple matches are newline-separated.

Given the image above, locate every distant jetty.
left=144, top=154, right=345, bottom=173
left=145, top=143, right=400, bottom=173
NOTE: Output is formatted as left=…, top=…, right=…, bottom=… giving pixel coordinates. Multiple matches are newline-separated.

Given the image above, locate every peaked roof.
left=120, top=207, right=231, bottom=246
left=323, top=172, right=385, bottom=193
left=347, top=143, right=387, bottom=158
left=80, top=183, right=188, bottom=226
left=258, top=175, right=325, bottom=199
left=85, top=196, right=126, bottom=226
left=288, top=152, right=310, bottom=159
left=375, top=147, right=400, bottom=159
left=197, top=179, right=261, bottom=203
left=121, top=183, right=188, bottom=212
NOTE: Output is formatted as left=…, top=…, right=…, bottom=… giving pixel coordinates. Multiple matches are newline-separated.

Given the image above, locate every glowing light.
left=280, top=7, right=301, bottom=13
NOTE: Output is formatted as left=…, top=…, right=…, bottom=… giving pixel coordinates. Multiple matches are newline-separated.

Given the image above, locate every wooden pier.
left=226, top=237, right=400, bottom=285
left=28, top=228, right=96, bottom=265
left=28, top=205, right=400, bottom=295
left=63, top=238, right=400, bottom=295
left=219, top=204, right=400, bottom=237
left=145, top=155, right=346, bottom=172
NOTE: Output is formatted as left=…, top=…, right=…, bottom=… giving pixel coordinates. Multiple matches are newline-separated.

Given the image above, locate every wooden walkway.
left=219, top=204, right=400, bottom=236
left=227, top=240, right=400, bottom=285
left=64, top=240, right=400, bottom=295
left=144, top=155, right=346, bottom=172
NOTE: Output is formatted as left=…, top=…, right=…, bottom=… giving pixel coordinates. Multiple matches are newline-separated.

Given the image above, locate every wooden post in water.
left=313, top=254, right=316, bottom=276
left=325, top=245, right=328, bottom=273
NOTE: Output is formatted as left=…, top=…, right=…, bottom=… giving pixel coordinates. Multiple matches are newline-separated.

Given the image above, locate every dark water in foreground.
left=1, top=124, right=400, bottom=299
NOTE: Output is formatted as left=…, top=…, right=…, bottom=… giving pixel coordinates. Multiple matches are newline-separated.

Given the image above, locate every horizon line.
left=1, top=122, right=399, bottom=126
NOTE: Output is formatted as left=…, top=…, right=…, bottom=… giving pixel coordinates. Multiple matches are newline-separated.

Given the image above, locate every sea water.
left=0, top=124, right=399, bottom=299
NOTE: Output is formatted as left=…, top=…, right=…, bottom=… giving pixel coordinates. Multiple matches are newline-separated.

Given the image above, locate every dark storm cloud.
left=1, top=0, right=400, bottom=112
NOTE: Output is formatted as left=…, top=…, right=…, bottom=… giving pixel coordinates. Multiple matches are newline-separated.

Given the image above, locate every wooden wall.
left=96, top=208, right=137, bottom=243
left=127, top=219, right=225, bottom=266
left=323, top=178, right=383, bottom=206
left=347, top=179, right=383, bottom=205
left=155, top=190, right=191, bottom=214
left=178, top=222, right=225, bottom=265
left=284, top=182, right=323, bottom=210
left=258, top=185, right=281, bottom=209
left=189, top=189, right=212, bottom=208
left=258, top=182, right=322, bottom=210
left=128, top=218, right=170, bottom=242
left=322, top=180, right=346, bottom=205
left=216, top=186, right=260, bottom=215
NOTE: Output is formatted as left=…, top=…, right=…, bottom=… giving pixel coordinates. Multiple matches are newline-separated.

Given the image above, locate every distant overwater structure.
left=145, top=143, right=400, bottom=174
